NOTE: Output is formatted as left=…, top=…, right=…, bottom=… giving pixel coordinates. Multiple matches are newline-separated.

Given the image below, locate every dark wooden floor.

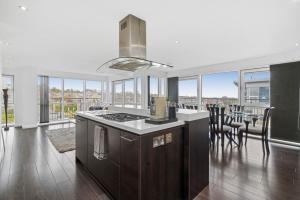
left=0, top=125, right=299, bottom=200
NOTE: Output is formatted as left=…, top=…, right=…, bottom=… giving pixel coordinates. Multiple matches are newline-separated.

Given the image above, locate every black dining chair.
left=208, top=106, right=233, bottom=147
left=230, top=105, right=245, bottom=138
left=238, top=107, right=273, bottom=154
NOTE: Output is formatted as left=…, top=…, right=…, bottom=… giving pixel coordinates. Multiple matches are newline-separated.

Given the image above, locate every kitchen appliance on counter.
left=98, top=113, right=148, bottom=122
left=146, top=96, right=177, bottom=124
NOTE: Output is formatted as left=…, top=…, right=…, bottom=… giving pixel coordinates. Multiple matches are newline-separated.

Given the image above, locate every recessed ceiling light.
left=296, top=43, right=299, bottom=46
left=175, top=41, right=179, bottom=44
left=18, top=5, right=28, bottom=11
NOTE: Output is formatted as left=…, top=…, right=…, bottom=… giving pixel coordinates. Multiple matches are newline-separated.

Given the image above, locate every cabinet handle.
left=121, top=136, right=136, bottom=142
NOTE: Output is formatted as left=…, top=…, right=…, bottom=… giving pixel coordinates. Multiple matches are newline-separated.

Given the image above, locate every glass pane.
left=86, top=80, right=102, bottom=110
left=179, top=79, right=198, bottom=107
left=160, top=78, right=165, bottom=96
left=64, top=79, right=84, bottom=119
left=49, top=77, right=62, bottom=121
left=2, top=75, right=14, bottom=124
left=136, top=78, right=142, bottom=108
left=2, top=75, right=14, bottom=104
left=114, top=82, right=123, bottom=107
left=149, top=76, right=159, bottom=97
left=124, top=79, right=135, bottom=108
left=243, top=70, right=270, bottom=107
left=202, top=71, right=239, bottom=107
left=244, top=71, right=270, bottom=81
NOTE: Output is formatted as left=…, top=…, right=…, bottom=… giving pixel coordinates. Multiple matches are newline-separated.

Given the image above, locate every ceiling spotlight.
left=296, top=43, right=299, bottom=46
left=175, top=41, right=179, bottom=44
left=18, top=5, right=28, bottom=11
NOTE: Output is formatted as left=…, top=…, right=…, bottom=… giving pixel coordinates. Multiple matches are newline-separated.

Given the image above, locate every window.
left=113, top=81, right=123, bottom=107
left=202, top=71, right=239, bottom=107
left=159, top=78, right=166, bottom=96
left=85, top=80, right=102, bottom=110
left=149, top=76, right=159, bottom=98
left=64, top=79, right=84, bottom=119
left=242, top=69, right=270, bottom=106
left=136, top=78, right=142, bottom=108
left=124, top=79, right=135, bottom=108
left=49, top=77, right=63, bottom=121
left=2, top=75, right=14, bottom=124
left=179, top=78, right=198, bottom=107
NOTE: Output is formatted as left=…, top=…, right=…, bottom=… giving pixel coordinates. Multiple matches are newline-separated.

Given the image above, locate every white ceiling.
left=0, top=0, right=300, bottom=75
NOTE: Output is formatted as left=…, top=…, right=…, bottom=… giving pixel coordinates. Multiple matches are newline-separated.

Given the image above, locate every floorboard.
left=0, top=125, right=299, bottom=200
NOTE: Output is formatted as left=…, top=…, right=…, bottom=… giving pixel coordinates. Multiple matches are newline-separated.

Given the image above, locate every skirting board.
left=21, top=124, right=38, bottom=129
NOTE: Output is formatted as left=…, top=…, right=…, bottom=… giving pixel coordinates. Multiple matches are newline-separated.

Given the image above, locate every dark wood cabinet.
left=120, top=132, right=140, bottom=200
left=140, top=127, right=184, bottom=200
left=76, top=116, right=207, bottom=200
left=87, top=120, right=120, bottom=200
left=75, top=116, right=88, bottom=165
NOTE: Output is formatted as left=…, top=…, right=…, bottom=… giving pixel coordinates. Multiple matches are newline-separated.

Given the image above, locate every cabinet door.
left=87, top=120, right=120, bottom=200
left=75, top=116, right=88, bottom=165
left=120, top=132, right=140, bottom=200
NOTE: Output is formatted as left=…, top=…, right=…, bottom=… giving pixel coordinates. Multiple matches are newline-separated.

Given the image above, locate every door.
left=87, top=120, right=120, bottom=199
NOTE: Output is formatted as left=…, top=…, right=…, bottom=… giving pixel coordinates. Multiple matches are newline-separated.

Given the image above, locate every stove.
left=98, top=113, right=148, bottom=122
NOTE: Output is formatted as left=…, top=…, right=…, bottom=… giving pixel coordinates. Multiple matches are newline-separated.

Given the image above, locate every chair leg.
left=265, top=135, right=270, bottom=154
left=245, top=132, right=248, bottom=146
left=238, top=130, right=243, bottom=148
left=261, top=134, right=265, bottom=155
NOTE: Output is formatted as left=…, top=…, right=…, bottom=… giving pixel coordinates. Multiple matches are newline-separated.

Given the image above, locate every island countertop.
left=76, top=108, right=209, bottom=135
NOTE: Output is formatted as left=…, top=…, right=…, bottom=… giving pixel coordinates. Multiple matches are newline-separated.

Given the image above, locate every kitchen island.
left=75, top=108, right=209, bottom=200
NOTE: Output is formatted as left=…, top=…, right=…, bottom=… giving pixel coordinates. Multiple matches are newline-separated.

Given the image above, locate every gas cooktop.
left=97, top=113, right=148, bottom=122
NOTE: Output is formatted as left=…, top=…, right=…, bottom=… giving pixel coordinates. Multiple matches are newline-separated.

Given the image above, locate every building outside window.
left=178, top=77, right=198, bottom=107
left=2, top=75, right=14, bottom=124
left=241, top=69, right=270, bottom=115
left=202, top=71, right=239, bottom=107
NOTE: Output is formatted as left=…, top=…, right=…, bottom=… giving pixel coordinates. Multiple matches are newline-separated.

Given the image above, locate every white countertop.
left=76, top=108, right=209, bottom=135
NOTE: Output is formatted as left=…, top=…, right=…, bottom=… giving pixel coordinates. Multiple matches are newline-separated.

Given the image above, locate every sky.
left=202, top=71, right=238, bottom=98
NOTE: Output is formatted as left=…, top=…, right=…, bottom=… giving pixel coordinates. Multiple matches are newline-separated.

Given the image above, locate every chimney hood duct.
left=97, top=14, right=173, bottom=72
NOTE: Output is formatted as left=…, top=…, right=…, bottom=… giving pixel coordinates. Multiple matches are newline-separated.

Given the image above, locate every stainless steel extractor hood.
left=97, top=14, right=173, bottom=73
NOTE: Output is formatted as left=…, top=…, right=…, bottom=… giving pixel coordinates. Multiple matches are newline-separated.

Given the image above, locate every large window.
left=136, top=77, right=142, bottom=108
left=64, top=79, right=84, bottom=119
left=2, top=75, right=14, bottom=124
left=49, top=77, right=63, bottom=121
left=124, top=79, right=135, bottom=108
left=86, top=80, right=102, bottom=110
left=202, top=71, right=239, bottom=107
left=179, top=77, right=198, bottom=107
left=242, top=69, right=270, bottom=106
left=149, top=76, right=159, bottom=98
left=113, top=81, right=123, bottom=107
left=112, top=78, right=144, bottom=108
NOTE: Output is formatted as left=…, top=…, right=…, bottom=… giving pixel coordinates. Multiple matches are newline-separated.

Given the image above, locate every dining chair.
left=208, top=106, right=233, bottom=147
left=237, top=107, right=273, bottom=154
